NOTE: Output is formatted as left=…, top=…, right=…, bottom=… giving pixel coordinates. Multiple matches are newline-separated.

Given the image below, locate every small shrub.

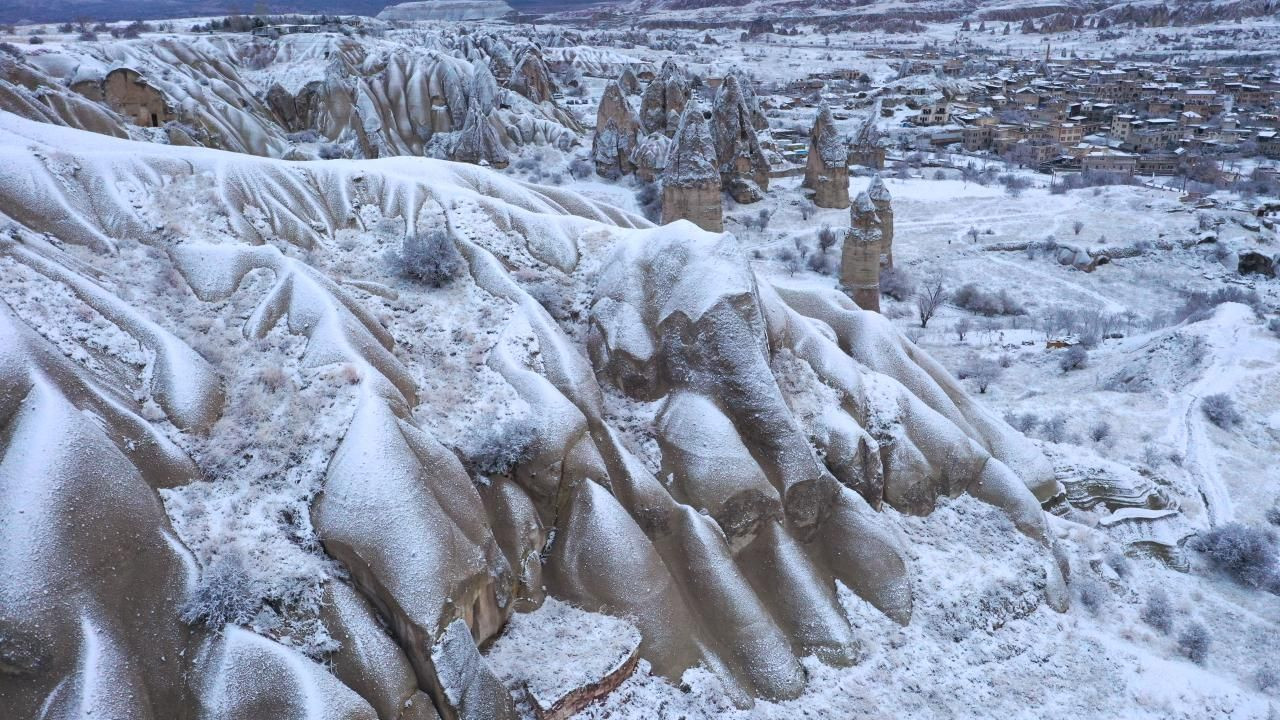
left=953, top=283, right=1025, bottom=316
left=1105, top=551, right=1130, bottom=578
left=816, top=225, right=838, bottom=254
left=1268, top=317, right=1280, bottom=338
left=1200, top=393, right=1241, bottom=429
left=401, top=230, right=465, bottom=288
left=1059, top=345, right=1088, bottom=373
left=1040, top=414, right=1067, bottom=443
left=466, top=416, right=538, bottom=476
left=1005, top=412, right=1039, bottom=434
left=317, top=143, right=345, bottom=160
left=1140, top=589, right=1174, bottom=634
left=1256, top=666, right=1279, bottom=693
left=962, top=356, right=1001, bottom=393
left=1076, top=578, right=1106, bottom=615
left=180, top=552, right=257, bottom=630
left=1089, top=421, right=1112, bottom=443
left=569, top=157, right=594, bottom=179
left=879, top=267, right=916, bottom=301
left=1177, top=622, right=1211, bottom=664
left=1266, top=505, right=1280, bottom=527
left=1190, top=523, right=1278, bottom=591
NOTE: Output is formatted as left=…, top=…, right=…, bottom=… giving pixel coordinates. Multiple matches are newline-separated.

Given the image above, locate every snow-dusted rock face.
left=867, top=174, right=894, bottom=267
left=508, top=46, right=558, bottom=106
left=592, top=81, right=640, bottom=179
left=378, top=0, right=514, bottom=21
left=0, top=112, right=1070, bottom=717
left=0, top=32, right=578, bottom=165
left=842, top=191, right=884, bottom=312
left=710, top=73, right=771, bottom=204
left=660, top=100, right=723, bottom=231
left=639, top=59, right=691, bottom=137
left=803, top=104, right=850, bottom=210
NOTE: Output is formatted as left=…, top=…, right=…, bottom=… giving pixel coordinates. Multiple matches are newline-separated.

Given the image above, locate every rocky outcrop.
left=448, top=63, right=511, bottom=168
left=509, top=47, right=557, bottom=106
left=640, top=60, right=691, bottom=137
left=711, top=74, right=770, bottom=204
left=803, top=104, right=849, bottom=209
left=592, top=81, right=640, bottom=179
left=377, top=0, right=514, bottom=21
left=631, top=132, right=670, bottom=183
left=842, top=192, right=882, bottom=312
left=867, top=174, right=893, bottom=267
left=660, top=101, right=722, bottom=232
left=617, top=66, right=641, bottom=95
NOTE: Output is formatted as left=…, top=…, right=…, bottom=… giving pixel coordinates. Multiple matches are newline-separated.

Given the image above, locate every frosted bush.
left=1088, top=421, right=1112, bottom=443
left=1059, top=345, right=1088, bottom=373
left=465, top=416, right=538, bottom=477
left=1175, top=287, right=1263, bottom=323
left=1200, top=393, right=1241, bottom=429
left=180, top=552, right=257, bottom=630
left=952, top=284, right=1025, bottom=316
left=1004, top=412, right=1039, bottom=434
left=1177, top=622, right=1210, bottom=664
left=1076, top=577, right=1106, bottom=615
left=401, top=230, right=465, bottom=288
left=1190, top=523, right=1278, bottom=592
left=1140, top=589, right=1174, bottom=634
left=879, top=267, right=915, bottom=301
left=1039, top=414, right=1067, bottom=443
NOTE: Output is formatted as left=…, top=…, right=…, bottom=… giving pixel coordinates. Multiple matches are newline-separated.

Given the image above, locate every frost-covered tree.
left=915, top=278, right=947, bottom=329
left=1140, top=589, right=1174, bottom=634
left=1177, top=622, right=1211, bottom=664
left=1200, top=393, right=1242, bottom=429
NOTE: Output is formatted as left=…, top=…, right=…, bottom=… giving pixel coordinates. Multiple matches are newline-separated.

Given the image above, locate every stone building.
left=710, top=74, right=770, bottom=203
left=867, top=174, right=894, bottom=268
left=102, top=68, right=173, bottom=128
left=841, top=192, right=883, bottom=312
left=661, top=101, right=722, bottom=232
left=803, top=104, right=849, bottom=209
left=592, top=80, right=640, bottom=179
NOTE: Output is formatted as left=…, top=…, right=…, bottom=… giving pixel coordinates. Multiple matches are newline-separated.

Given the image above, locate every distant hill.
left=0, top=0, right=595, bottom=25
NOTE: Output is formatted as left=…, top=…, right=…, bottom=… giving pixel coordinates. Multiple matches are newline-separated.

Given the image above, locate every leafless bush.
left=915, top=278, right=947, bottom=328
left=879, top=267, right=916, bottom=301
left=1200, top=393, right=1241, bottom=429
left=401, top=230, right=465, bottom=288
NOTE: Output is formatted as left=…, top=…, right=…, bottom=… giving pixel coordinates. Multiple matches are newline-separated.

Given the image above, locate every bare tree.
left=1072, top=220, right=1084, bottom=236
left=817, top=225, right=838, bottom=255
left=916, top=278, right=947, bottom=328
left=955, top=317, right=972, bottom=341
left=965, top=357, right=1001, bottom=393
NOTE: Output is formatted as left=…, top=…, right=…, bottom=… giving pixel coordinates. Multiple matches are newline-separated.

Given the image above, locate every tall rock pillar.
left=660, top=101, right=723, bottom=232
left=867, top=174, right=894, bottom=268
left=803, top=104, right=849, bottom=209
left=841, top=192, right=882, bottom=312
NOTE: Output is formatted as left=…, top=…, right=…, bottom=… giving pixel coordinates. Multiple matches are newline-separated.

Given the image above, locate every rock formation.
left=509, top=47, right=557, bottom=105
left=842, top=192, right=882, bottom=312
left=868, top=174, right=894, bottom=267
left=592, top=80, right=640, bottom=179
left=640, top=60, right=691, bottom=136
left=803, top=104, right=849, bottom=209
left=710, top=74, right=770, bottom=204
left=617, top=66, right=641, bottom=95
left=631, top=133, right=671, bottom=183
left=0, top=111, right=1072, bottom=719
left=850, top=102, right=886, bottom=169
left=449, top=62, right=511, bottom=168
left=377, top=0, right=515, bottom=21
left=660, top=101, right=723, bottom=231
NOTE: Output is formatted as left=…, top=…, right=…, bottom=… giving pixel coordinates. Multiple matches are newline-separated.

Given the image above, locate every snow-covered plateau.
left=0, top=11, right=1277, bottom=720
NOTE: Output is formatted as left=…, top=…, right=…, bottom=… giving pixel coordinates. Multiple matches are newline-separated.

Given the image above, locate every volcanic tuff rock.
left=0, top=84, right=1067, bottom=717
left=710, top=73, right=770, bottom=204
left=803, top=103, right=850, bottom=210
left=640, top=60, right=691, bottom=137
left=660, top=100, right=723, bottom=231
left=377, top=0, right=515, bottom=21
left=592, top=80, right=641, bottom=179
left=867, top=174, right=894, bottom=267
left=842, top=191, right=884, bottom=312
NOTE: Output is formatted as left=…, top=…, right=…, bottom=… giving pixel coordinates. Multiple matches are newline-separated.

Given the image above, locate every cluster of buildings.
left=910, top=55, right=1280, bottom=175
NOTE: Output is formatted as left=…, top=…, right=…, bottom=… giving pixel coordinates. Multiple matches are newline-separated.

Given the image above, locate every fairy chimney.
left=509, top=46, right=557, bottom=105
left=841, top=192, right=882, bottom=312
left=661, top=101, right=722, bottom=232
left=711, top=74, right=770, bottom=204
left=618, top=66, right=641, bottom=95
left=867, top=174, right=894, bottom=267
left=632, top=133, right=671, bottom=183
left=640, top=60, right=690, bottom=136
left=592, top=81, right=640, bottom=179
left=803, top=104, right=849, bottom=209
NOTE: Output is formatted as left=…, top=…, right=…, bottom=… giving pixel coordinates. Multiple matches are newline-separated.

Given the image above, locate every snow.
left=485, top=598, right=641, bottom=713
